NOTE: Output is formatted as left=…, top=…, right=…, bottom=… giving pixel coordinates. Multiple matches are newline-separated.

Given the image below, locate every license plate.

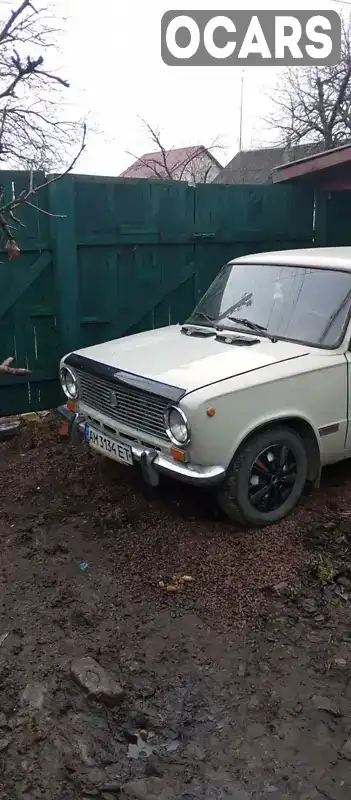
left=85, top=425, right=133, bottom=466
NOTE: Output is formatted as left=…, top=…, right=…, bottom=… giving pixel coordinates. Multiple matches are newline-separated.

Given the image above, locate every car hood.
left=72, top=325, right=311, bottom=395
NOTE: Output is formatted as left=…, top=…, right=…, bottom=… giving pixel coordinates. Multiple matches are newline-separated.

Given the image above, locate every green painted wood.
left=0, top=170, right=60, bottom=415
left=49, top=176, right=80, bottom=354
left=314, top=191, right=328, bottom=247
left=1, top=176, right=347, bottom=417
left=0, top=171, right=50, bottom=244
left=0, top=251, right=51, bottom=319
left=323, top=190, right=351, bottom=247
left=194, top=184, right=315, bottom=242
left=0, top=239, right=51, bottom=254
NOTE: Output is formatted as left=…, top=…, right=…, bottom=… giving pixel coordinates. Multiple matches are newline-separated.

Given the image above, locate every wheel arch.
left=231, top=416, right=321, bottom=487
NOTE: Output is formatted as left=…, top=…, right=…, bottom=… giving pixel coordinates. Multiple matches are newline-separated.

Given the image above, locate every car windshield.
left=185, top=262, right=351, bottom=348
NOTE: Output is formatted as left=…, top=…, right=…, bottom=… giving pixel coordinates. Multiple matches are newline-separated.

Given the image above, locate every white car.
left=58, top=246, right=351, bottom=529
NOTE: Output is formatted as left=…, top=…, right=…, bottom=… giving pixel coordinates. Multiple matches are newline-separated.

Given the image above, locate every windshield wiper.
left=227, top=316, right=267, bottom=332
left=186, top=312, right=277, bottom=341
left=223, top=317, right=277, bottom=343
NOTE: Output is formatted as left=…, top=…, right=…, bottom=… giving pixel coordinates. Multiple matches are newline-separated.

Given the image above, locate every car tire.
left=217, top=426, right=308, bottom=529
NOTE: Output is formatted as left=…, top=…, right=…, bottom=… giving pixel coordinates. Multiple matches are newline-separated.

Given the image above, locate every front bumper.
left=57, top=405, right=225, bottom=488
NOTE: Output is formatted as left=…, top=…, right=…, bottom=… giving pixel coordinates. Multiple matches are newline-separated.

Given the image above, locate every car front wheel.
left=217, top=427, right=308, bottom=528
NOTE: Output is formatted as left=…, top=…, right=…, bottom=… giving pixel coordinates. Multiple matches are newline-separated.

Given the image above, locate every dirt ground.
left=0, top=416, right=351, bottom=800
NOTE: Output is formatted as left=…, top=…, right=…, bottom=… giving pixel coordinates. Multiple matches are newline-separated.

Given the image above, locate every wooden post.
left=49, top=176, right=80, bottom=355
left=313, top=190, right=328, bottom=247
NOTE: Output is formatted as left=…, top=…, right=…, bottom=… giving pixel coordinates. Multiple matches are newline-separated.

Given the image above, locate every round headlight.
left=165, top=406, right=190, bottom=446
left=60, top=365, right=79, bottom=400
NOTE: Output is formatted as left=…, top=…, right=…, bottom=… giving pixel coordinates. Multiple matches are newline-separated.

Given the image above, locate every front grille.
left=76, top=369, right=169, bottom=441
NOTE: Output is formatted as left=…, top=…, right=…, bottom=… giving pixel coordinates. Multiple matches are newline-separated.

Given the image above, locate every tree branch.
left=0, top=0, right=83, bottom=170
left=0, top=0, right=34, bottom=44
left=264, top=20, right=351, bottom=150
left=0, top=122, right=86, bottom=254
left=126, top=119, right=222, bottom=184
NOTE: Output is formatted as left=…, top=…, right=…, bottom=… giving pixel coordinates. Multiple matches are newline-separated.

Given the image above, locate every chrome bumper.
left=57, top=406, right=225, bottom=488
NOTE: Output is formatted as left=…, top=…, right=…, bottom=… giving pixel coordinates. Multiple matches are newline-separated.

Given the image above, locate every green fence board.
left=323, top=191, right=351, bottom=247
left=194, top=184, right=315, bottom=243
left=0, top=173, right=346, bottom=415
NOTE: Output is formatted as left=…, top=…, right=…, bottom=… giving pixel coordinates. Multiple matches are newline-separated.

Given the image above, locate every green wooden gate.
left=0, top=173, right=61, bottom=415
left=0, top=174, right=320, bottom=415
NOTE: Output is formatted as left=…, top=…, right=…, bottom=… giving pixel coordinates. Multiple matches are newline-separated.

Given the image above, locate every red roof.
left=120, top=145, right=221, bottom=180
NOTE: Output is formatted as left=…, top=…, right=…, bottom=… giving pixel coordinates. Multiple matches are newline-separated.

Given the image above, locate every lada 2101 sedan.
left=58, top=247, right=351, bottom=529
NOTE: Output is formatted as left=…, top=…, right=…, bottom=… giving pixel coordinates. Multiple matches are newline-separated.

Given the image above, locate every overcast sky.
left=54, top=0, right=351, bottom=176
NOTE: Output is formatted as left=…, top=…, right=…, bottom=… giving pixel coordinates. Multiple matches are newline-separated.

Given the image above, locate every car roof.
left=230, top=246, right=351, bottom=271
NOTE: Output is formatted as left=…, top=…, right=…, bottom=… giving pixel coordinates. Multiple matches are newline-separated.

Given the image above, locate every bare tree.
left=0, top=0, right=83, bottom=170
left=0, top=1, right=85, bottom=255
left=0, top=1, right=86, bottom=372
left=126, top=118, right=223, bottom=184
left=267, top=20, right=351, bottom=150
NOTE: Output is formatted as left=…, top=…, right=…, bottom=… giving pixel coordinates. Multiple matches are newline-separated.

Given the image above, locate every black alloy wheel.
left=217, top=427, right=308, bottom=528
left=248, top=444, right=297, bottom=513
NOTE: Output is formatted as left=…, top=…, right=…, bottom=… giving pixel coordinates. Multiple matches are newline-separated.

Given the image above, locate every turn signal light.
left=66, top=400, right=76, bottom=412
left=171, top=447, right=187, bottom=462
